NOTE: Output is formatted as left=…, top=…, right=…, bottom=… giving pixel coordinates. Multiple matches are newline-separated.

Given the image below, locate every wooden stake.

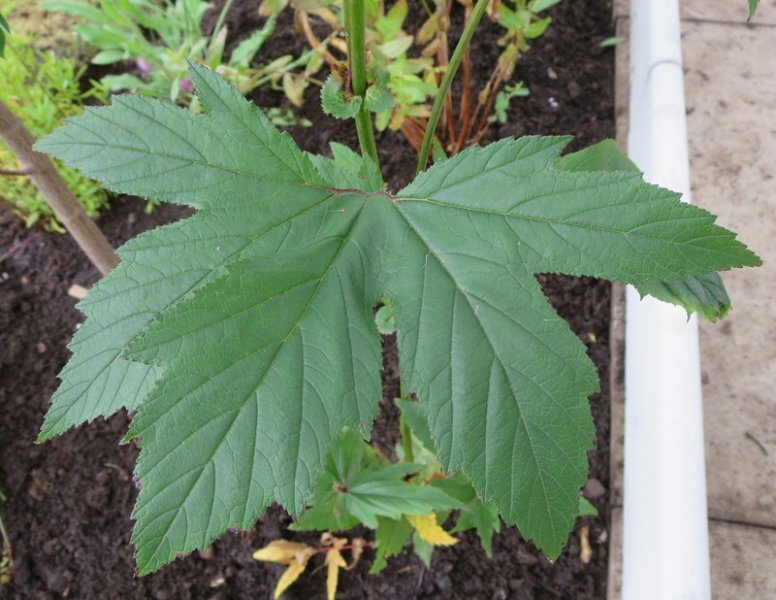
left=0, top=100, right=119, bottom=275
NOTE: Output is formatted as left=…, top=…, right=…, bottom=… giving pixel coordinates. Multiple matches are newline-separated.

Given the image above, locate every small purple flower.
left=136, top=58, right=153, bottom=75
left=179, top=77, right=194, bottom=94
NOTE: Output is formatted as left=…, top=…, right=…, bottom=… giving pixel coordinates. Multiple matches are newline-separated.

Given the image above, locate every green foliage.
left=322, top=72, right=363, bottom=118
left=263, top=0, right=558, bottom=152
left=43, top=0, right=318, bottom=117
left=489, top=82, right=529, bottom=124
left=0, top=36, right=109, bottom=231
left=291, top=422, right=500, bottom=579
left=292, top=430, right=463, bottom=531
left=554, top=140, right=733, bottom=321
left=36, top=64, right=759, bottom=574
left=600, top=36, right=625, bottom=48
left=749, top=0, right=759, bottom=19
left=0, top=13, right=9, bottom=57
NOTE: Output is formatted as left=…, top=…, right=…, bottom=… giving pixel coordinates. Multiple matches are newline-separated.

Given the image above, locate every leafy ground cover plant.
left=0, top=13, right=9, bottom=57
left=253, top=400, right=599, bottom=597
left=44, top=0, right=321, bottom=117
left=264, top=0, right=557, bottom=154
left=35, top=0, right=759, bottom=586
left=0, top=34, right=109, bottom=231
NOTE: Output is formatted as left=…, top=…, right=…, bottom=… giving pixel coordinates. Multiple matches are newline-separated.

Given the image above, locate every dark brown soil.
left=0, top=1, right=615, bottom=598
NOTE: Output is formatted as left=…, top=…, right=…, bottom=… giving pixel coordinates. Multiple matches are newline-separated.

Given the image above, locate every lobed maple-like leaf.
left=36, top=63, right=760, bottom=573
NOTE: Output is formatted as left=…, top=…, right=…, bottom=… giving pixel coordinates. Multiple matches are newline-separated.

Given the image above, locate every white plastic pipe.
left=622, top=0, right=711, bottom=598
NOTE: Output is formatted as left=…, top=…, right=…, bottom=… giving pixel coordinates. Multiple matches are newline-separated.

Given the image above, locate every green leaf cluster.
left=0, top=13, right=9, bottom=58
left=263, top=0, right=557, bottom=141
left=0, top=36, right=109, bottom=231
left=291, top=403, right=503, bottom=572
left=42, top=0, right=316, bottom=117
left=35, top=64, right=759, bottom=575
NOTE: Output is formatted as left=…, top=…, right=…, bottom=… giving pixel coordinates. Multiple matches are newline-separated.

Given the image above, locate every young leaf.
left=395, top=397, right=434, bottom=450
left=371, top=517, right=413, bottom=574
left=340, top=464, right=463, bottom=528
left=373, top=293, right=397, bottom=335
left=364, top=83, right=394, bottom=113
left=412, top=531, right=433, bottom=567
left=322, top=73, right=362, bottom=119
left=578, top=497, right=598, bottom=517
left=452, top=500, right=501, bottom=556
left=36, top=65, right=759, bottom=572
left=749, top=0, right=759, bottom=20
left=230, top=15, right=277, bottom=68
left=599, top=36, right=625, bottom=48
left=308, top=142, right=383, bottom=193
left=530, top=0, right=562, bottom=12
left=525, top=16, right=552, bottom=39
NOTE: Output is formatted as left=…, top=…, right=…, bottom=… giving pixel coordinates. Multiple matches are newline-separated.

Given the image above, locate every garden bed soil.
left=0, top=1, right=615, bottom=598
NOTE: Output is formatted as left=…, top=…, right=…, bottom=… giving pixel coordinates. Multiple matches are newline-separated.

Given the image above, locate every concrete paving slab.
left=709, top=521, right=776, bottom=597
left=614, top=0, right=776, bottom=24
left=609, top=513, right=776, bottom=598
left=681, top=0, right=776, bottom=25
left=681, top=20, right=776, bottom=528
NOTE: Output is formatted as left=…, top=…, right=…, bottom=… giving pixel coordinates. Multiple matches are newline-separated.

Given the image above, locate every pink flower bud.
left=179, top=77, right=194, bottom=94
left=136, top=58, right=153, bottom=74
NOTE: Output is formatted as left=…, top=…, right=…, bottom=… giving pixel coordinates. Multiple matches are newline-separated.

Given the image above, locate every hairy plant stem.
left=344, top=0, right=380, bottom=169
left=416, top=0, right=490, bottom=173
left=400, top=414, right=414, bottom=462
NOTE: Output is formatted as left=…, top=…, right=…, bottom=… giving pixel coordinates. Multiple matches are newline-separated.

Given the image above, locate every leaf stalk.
left=344, top=0, right=380, bottom=170
left=416, top=0, right=490, bottom=173
left=400, top=414, right=414, bottom=462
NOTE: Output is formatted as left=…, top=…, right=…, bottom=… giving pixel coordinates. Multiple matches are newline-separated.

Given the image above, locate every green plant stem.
left=416, top=0, right=490, bottom=173
left=343, top=0, right=380, bottom=169
left=211, top=0, right=235, bottom=37
left=400, top=414, right=414, bottom=462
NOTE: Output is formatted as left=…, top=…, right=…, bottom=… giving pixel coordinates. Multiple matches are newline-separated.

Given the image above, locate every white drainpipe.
left=622, top=0, right=711, bottom=598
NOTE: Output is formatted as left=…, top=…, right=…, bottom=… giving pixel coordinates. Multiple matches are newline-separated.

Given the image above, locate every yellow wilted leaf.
left=407, top=514, right=458, bottom=546
left=320, top=533, right=348, bottom=600
left=325, top=546, right=347, bottom=600
left=275, top=560, right=308, bottom=599
left=253, top=540, right=316, bottom=599
left=253, top=539, right=313, bottom=564
left=346, top=537, right=366, bottom=571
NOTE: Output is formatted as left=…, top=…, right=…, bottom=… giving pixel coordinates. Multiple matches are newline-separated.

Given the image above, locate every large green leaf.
left=557, top=139, right=733, bottom=321
left=36, top=64, right=759, bottom=573
left=125, top=236, right=383, bottom=572
left=379, top=137, right=757, bottom=556
left=35, top=62, right=333, bottom=440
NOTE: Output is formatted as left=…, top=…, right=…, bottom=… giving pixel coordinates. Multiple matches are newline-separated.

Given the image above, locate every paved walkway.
left=609, top=1, right=776, bottom=597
